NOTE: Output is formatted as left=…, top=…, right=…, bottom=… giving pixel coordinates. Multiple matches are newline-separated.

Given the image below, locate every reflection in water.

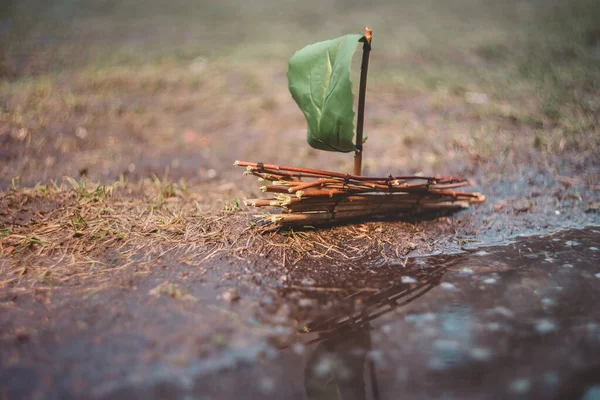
left=264, top=229, right=600, bottom=400
left=304, top=326, right=373, bottom=400
left=298, top=263, right=450, bottom=400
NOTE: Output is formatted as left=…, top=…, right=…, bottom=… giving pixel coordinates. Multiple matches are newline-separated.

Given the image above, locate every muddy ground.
left=1, top=0, right=600, bottom=399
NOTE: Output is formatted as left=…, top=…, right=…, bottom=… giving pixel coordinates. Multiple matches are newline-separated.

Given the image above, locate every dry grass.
left=1, top=178, right=216, bottom=286
left=0, top=176, right=443, bottom=291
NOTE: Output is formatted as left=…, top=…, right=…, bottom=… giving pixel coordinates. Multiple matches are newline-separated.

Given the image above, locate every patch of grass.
left=223, top=199, right=240, bottom=214
left=0, top=227, right=13, bottom=238
left=15, top=235, right=45, bottom=253
left=70, top=212, right=87, bottom=235
left=0, top=176, right=438, bottom=291
left=39, top=269, right=52, bottom=286
left=65, top=177, right=122, bottom=203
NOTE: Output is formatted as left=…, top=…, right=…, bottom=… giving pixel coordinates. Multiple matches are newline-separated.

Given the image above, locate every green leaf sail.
left=287, top=34, right=364, bottom=153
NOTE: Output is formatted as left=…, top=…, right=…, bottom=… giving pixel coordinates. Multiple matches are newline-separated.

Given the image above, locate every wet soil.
left=1, top=228, right=599, bottom=399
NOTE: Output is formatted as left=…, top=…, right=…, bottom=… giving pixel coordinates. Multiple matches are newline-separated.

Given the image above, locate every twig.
left=354, top=27, right=372, bottom=176
left=236, top=160, right=485, bottom=227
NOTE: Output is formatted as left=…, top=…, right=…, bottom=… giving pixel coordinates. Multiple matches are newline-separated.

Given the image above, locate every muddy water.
left=187, top=228, right=600, bottom=400
left=2, top=228, right=600, bottom=399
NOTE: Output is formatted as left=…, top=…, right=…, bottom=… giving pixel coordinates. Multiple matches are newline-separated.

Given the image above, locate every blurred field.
left=0, top=0, right=599, bottom=185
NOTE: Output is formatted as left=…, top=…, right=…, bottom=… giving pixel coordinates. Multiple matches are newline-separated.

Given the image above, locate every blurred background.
left=1, top=0, right=598, bottom=187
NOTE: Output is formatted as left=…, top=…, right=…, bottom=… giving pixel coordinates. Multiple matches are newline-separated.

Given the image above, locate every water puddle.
left=196, top=227, right=600, bottom=399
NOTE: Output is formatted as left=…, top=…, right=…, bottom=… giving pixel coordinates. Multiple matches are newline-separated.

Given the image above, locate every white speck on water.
left=536, top=319, right=557, bottom=334
left=562, top=263, right=574, bottom=268
left=541, top=298, right=555, bottom=306
left=470, top=347, right=492, bottom=361
left=486, top=322, right=502, bottom=331
left=405, top=313, right=436, bottom=325
left=434, top=339, right=460, bottom=352
left=298, top=298, right=313, bottom=308
left=483, top=277, right=497, bottom=284
left=440, top=282, right=456, bottom=291
left=510, top=378, right=531, bottom=393
left=459, top=268, right=474, bottom=275
left=291, top=342, right=305, bottom=355
left=272, top=325, right=292, bottom=336
left=475, top=250, right=490, bottom=256
left=590, top=247, right=599, bottom=252
left=367, top=350, right=383, bottom=364
left=301, top=278, right=315, bottom=286
left=402, top=276, right=417, bottom=284
left=595, top=273, right=600, bottom=279
left=555, top=210, right=561, bottom=215
left=544, top=372, right=559, bottom=386
left=487, top=306, right=515, bottom=318
left=581, top=386, right=600, bottom=400
left=313, top=356, right=334, bottom=377
left=258, top=377, right=275, bottom=394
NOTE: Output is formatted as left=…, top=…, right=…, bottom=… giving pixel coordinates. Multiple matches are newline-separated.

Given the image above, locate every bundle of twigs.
left=235, top=161, right=485, bottom=227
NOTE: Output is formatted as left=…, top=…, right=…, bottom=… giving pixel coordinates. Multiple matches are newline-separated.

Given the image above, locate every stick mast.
left=353, top=27, right=372, bottom=176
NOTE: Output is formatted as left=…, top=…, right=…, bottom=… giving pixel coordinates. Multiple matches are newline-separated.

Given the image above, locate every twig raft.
left=235, top=161, right=485, bottom=227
